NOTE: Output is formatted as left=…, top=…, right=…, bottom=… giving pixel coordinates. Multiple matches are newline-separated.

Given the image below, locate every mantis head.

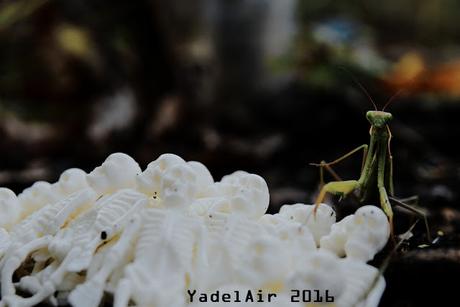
left=366, top=111, right=392, bottom=128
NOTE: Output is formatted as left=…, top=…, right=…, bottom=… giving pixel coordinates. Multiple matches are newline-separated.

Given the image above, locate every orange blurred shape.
left=423, top=60, right=460, bottom=96
left=384, top=51, right=460, bottom=96
left=383, top=52, right=425, bottom=91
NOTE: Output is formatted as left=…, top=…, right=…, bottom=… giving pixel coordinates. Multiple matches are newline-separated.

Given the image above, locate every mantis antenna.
left=382, top=88, right=406, bottom=111
left=383, top=72, right=420, bottom=111
left=338, top=66, right=378, bottom=111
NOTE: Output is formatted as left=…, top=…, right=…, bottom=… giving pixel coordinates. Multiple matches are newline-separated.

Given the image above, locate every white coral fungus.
left=0, top=153, right=389, bottom=307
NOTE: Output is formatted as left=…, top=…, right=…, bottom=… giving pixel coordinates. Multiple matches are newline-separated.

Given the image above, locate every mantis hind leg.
left=390, top=196, right=431, bottom=242
left=316, top=160, right=342, bottom=192
left=395, top=195, right=419, bottom=206
left=311, top=144, right=369, bottom=175
left=321, top=161, right=342, bottom=182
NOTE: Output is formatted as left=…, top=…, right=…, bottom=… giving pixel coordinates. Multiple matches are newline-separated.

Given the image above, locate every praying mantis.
left=311, top=81, right=431, bottom=241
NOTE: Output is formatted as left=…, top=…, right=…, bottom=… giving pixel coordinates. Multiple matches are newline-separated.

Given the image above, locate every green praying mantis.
left=311, top=80, right=431, bottom=241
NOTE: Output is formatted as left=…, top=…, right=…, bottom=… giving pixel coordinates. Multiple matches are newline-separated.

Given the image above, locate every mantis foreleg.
left=377, top=137, right=394, bottom=236
left=386, top=126, right=394, bottom=196
left=312, top=144, right=368, bottom=209
left=314, top=180, right=359, bottom=212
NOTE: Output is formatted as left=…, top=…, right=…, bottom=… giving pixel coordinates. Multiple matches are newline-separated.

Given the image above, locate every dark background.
left=1, top=0, right=459, bottom=306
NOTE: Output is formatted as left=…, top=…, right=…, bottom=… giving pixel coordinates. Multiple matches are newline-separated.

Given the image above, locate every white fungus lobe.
left=320, top=205, right=390, bottom=262
left=53, top=168, right=89, bottom=197
left=18, top=181, right=58, bottom=217
left=87, top=152, right=141, bottom=195
left=0, top=188, right=21, bottom=230
left=136, top=153, right=186, bottom=196
left=279, top=203, right=336, bottom=246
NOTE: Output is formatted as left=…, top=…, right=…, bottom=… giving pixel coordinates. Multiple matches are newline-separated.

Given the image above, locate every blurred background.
left=1, top=0, right=460, bottom=305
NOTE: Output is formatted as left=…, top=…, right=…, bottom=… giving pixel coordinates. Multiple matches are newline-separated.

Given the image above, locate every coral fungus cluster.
left=0, top=153, right=389, bottom=307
